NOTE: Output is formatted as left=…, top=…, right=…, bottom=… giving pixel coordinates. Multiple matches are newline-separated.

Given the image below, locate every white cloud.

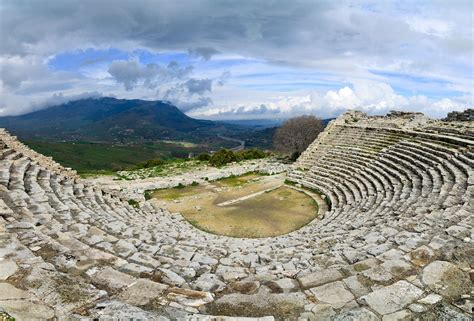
left=405, top=17, right=453, bottom=38
left=195, top=80, right=468, bottom=119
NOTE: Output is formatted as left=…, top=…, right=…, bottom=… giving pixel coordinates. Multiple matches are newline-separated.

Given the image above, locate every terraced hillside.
left=0, top=110, right=472, bottom=320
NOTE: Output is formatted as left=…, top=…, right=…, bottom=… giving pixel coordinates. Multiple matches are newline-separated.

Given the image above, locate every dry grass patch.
left=150, top=173, right=319, bottom=238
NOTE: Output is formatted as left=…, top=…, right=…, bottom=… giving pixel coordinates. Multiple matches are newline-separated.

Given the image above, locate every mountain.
left=0, top=97, right=231, bottom=142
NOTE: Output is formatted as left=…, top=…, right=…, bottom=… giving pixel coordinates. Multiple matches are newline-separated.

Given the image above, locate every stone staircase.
left=0, top=110, right=473, bottom=320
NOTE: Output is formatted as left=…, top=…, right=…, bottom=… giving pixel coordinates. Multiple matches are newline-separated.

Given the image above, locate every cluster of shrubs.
left=128, top=199, right=140, bottom=207
left=134, top=148, right=268, bottom=171
left=203, top=148, right=268, bottom=167
left=134, top=158, right=165, bottom=169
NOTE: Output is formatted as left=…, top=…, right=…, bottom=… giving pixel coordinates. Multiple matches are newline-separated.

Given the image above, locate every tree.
left=273, top=115, right=324, bottom=157
left=209, top=149, right=237, bottom=167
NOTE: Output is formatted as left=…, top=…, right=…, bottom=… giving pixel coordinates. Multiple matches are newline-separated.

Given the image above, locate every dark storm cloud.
left=188, top=47, right=220, bottom=60
left=176, top=97, right=213, bottom=112
left=2, top=0, right=470, bottom=67
left=107, top=59, right=192, bottom=90
left=184, top=78, right=212, bottom=95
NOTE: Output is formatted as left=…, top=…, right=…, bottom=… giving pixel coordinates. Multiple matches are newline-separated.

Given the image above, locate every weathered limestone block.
left=381, top=310, right=412, bottom=321
left=167, top=287, right=214, bottom=307
left=118, top=279, right=168, bottom=306
left=310, top=304, right=336, bottom=321
left=408, top=245, right=436, bottom=267
left=309, top=281, right=355, bottom=309
left=297, top=268, right=343, bottom=289
left=343, top=275, right=371, bottom=298
left=361, top=281, right=424, bottom=315
left=421, top=261, right=470, bottom=300
left=91, top=267, right=136, bottom=290
left=215, top=265, right=248, bottom=282
left=0, top=299, right=55, bottom=320
left=332, top=308, right=379, bottom=321
left=266, top=278, right=299, bottom=293
left=158, top=267, right=186, bottom=286
left=0, top=260, right=18, bottom=280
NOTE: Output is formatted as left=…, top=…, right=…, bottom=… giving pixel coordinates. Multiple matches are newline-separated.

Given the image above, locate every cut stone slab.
left=343, top=275, right=371, bottom=298
left=332, top=308, right=379, bottom=321
left=229, top=280, right=260, bottom=294
left=0, top=283, right=29, bottom=300
left=266, top=278, right=299, bottom=293
left=297, top=268, right=343, bottom=289
left=114, top=239, right=137, bottom=258
left=0, top=261, right=18, bottom=280
left=158, top=268, right=186, bottom=286
left=362, top=280, right=424, bottom=315
left=362, top=266, right=394, bottom=284
left=421, top=260, right=470, bottom=300
left=193, top=273, right=226, bottom=292
left=6, top=222, right=34, bottom=229
left=380, top=259, right=415, bottom=278
left=0, top=299, right=55, bottom=320
left=418, top=293, right=443, bottom=305
left=119, top=262, right=153, bottom=276
left=310, top=304, right=336, bottom=321
left=382, top=310, right=412, bottom=321
left=128, top=252, right=160, bottom=268
left=85, top=299, right=168, bottom=320
left=409, top=245, right=436, bottom=267
left=215, top=265, right=248, bottom=282
left=309, top=281, right=355, bottom=309
left=192, top=253, right=218, bottom=265
left=93, top=267, right=136, bottom=290
left=207, top=291, right=307, bottom=320
left=167, top=287, right=214, bottom=307
left=118, top=279, right=168, bottom=306
left=445, top=225, right=470, bottom=239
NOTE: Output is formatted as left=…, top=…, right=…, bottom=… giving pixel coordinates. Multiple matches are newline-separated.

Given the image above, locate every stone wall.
left=444, top=109, right=474, bottom=122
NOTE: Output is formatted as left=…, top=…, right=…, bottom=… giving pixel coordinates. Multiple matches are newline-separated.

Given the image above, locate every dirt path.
left=217, top=184, right=282, bottom=206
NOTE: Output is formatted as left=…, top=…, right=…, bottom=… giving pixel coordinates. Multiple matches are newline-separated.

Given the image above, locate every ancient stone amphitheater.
left=0, top=111, right=472, bottom=320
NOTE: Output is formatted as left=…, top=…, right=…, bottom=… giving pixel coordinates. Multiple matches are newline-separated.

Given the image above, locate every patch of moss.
left=54, top=277, right=90, bottom=303
left=0, top=312, right=15, bottom=321
left=128, top=199, right=139, bottom=207
left=353, top=262, right=370, bottom=272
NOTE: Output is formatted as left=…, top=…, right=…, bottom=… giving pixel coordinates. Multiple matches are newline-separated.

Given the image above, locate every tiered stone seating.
left=1, top=110, right=473, bottom=320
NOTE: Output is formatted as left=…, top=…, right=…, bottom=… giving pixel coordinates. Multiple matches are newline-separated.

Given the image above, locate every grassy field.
left=150, top=174, right=319, bottom=238
left=25, top=140, right=210, bottom=175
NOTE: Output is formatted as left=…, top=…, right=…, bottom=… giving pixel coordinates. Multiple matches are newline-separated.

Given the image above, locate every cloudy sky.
left=0, top=0, right=472, bottom=119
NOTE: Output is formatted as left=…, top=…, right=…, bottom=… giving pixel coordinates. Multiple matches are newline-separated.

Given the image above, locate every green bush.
left=209, top=149, right=238, bottom=167
left=144, top=190, right=152, bottom=200
left=236, top=148, right=267, bottom=160
left=290, top=151, right=300, bottom=162
left=134, top=157, right=165, bottom=169
left=197, top=153, right=211, bottom=161
left=208, top=148, right=268, bottom=167
left=128, top=199, right=139, bottom=207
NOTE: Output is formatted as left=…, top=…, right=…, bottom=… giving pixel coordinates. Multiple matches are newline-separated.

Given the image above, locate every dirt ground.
left=150, top=173, right=320, bottom=238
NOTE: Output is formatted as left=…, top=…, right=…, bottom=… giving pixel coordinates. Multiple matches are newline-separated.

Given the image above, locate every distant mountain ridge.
left=0, top=97, right=334, bottom=148
left=0, top=97, right=228, bottom=142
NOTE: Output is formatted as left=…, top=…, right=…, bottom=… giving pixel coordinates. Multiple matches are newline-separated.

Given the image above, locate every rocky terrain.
left=0, top=110, right=472, bottom=320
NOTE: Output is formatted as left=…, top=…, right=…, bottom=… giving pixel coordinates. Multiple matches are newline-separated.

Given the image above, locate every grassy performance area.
left=149, top=173, right=320, bottom=238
